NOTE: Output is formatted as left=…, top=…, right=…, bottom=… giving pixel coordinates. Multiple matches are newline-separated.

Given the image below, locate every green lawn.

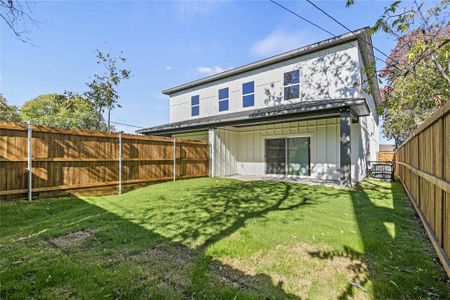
left=1, top=178, right=449, bottom=299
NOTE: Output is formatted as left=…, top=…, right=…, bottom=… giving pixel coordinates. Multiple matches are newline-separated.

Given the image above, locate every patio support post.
left=118, top=132, right=122, bottom=195
left=27, top=121, right=32, bottom=201
left=208, top=128, right=215, bottom=177
left=340, top=108, right=352, bottom=187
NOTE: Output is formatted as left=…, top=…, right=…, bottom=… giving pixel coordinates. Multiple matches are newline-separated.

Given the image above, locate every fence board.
left=395, top=101, right=450, bottom=277
left=0, top=122, right=209, bottom=199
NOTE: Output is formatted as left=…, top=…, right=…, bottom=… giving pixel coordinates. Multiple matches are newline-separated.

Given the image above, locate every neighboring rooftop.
left=379, top=144, right=395, bottom=152
left=137, top=98, right=369, bottom=136
left=162, top=26, right=380, bottom=104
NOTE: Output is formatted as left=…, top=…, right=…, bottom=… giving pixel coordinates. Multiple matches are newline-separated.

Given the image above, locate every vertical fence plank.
left=27, top=122, right=32, bottom=201
left=173, top=139, right=176, bottom=182
left=118, top=132, right=122, bottom=195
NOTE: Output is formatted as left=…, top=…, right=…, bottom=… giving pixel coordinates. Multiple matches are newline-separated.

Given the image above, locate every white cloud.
left=165, top=66, right=172, bottom=71
left=250, top=29, right=317, bottom=58
left=196, top=66, right=229, bottom=76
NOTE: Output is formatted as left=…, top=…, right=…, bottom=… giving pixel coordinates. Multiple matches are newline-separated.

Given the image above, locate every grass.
left=1, top=178, right=449, bottom=299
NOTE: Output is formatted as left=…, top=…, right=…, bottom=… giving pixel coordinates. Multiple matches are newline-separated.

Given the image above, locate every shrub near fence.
left=0, top=122, right=209, bottom=199
left=395, top=101, right=450, bottom=277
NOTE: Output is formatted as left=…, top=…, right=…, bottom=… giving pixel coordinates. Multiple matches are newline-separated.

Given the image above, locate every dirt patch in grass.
left=48, top=229, right=94, bottom=251
left=130, top=243, right=195, bottom=293
left=40, top=285, right=78, bottom=299
left=209, top=260, right=262, bottom=292
left=218, top=242, right=369, bottom=299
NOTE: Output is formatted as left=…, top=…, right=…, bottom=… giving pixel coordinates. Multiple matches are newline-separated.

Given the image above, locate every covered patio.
left=137, top=98, right=371, bottom=186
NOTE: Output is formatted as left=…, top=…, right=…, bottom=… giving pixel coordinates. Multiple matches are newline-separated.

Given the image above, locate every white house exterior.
left=138, top=28, right=380, bottom=186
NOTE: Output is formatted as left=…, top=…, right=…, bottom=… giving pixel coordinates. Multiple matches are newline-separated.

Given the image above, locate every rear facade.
left=137, top=28, right=380, bottom=186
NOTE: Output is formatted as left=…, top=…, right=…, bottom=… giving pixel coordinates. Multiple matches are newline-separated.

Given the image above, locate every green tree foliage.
left=381, top=32, right=449, bottom=146
left=84, top=50, right=131, bottom=130
left=357, top=0, right=449, bottom=147
left=0, top=94, right=21, bottom=122
left=19, top=93, right=108, bottom=130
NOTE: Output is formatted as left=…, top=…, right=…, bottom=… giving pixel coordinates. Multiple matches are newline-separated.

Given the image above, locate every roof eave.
left=136, top=98, right=369, bottom=135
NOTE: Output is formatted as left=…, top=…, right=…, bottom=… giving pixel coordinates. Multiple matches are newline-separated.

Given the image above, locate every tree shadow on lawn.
left=1, top=180, right=313, bottom=299
left=308, top=180, right=450, bottom=299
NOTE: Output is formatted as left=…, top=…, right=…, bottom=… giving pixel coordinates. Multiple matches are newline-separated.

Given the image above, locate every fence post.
left=118, top=132, right=122, bottom=195
left=208, top=128, right=215, bottom=177
left=173, top=138, right=176, bottom=181
left=27, top=121, right=32, bottom=201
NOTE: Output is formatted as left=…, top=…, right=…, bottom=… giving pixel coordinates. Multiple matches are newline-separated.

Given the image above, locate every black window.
left=242, top=81, right=254, bottom=107
left=218, top=88, right=229, bottom=112
left=283, top=70, right=300, bottom=100
left=191, top=95, right=200, bottom=116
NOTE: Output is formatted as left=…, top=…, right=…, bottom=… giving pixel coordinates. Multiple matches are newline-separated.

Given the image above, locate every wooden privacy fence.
left=395, top=101, right=450, bottom=277
left=0, top=122, right=209, bottom=199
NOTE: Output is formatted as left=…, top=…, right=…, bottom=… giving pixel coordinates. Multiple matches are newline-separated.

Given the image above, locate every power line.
left=269, top=0, right=335, bottom=36
left=269, top=0, right=389, bottom=69
left=110, top=121, right=145, bottom=129
left=304, top=0, right=394, bottom=61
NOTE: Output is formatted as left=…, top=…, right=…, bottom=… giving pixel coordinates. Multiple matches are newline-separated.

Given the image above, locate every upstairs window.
left=218, top=88, right=229, bottom=112
left=283, top=70, right=300, bottom=100
left=242, top=81, right=254, bottom=107
left=191, top=95, right=200, bottom=116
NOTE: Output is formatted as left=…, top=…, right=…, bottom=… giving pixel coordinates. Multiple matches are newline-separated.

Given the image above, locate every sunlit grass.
left=1, top=178, right=448, bottom=299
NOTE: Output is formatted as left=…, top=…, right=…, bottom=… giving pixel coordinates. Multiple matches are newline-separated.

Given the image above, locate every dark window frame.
left=191, top=95, right=200, bottom=116
left=283, top=70, right=300, bottom=100
left=218, top=87, right=229, bottom=112
left=264, top=136, right=310, bottom=176
left=242, top=81, right=255, bottom=107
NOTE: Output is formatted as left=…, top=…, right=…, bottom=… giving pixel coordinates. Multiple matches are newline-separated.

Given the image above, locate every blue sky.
left=1, top=0, right=402, bottom=142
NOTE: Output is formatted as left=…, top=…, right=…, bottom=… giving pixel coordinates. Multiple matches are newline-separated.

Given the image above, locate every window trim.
left=218, top=87, right=229, bottom=112
left=283, top=70, right=300, bottom=101
left=191, top=95, right=200, bottom=116
left=242, top=81, right=255, bottom=108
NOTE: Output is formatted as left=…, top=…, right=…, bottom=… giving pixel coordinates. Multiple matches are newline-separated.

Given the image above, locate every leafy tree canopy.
left=20, top=93, right=109, bottom=130
left=364, top=0, right=449, bottom=147
left=381, top=29, right=449, bottom=146
left=0, top=94, right=21, bottom=122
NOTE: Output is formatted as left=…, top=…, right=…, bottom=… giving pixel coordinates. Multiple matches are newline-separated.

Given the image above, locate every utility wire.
left=269, top=0, right=389, bottom=70
left=269, top=0, right=335, bottom=36
left=305, top=0, right=392, bottom=60
left=304, top=0, right=401, bottom=73
left=110, top=121, right=146, bottom=129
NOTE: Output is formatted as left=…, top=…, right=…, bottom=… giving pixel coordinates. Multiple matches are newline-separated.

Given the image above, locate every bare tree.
left=0, top=0, right=37, bottom=42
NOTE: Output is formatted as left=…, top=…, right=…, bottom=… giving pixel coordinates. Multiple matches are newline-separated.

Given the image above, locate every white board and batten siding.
left=169, top=42, right=365, bottom=123
left=173, top=117, right=373, bottom=182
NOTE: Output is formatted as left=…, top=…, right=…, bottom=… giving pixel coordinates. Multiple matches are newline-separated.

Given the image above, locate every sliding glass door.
left=265, top=137, right=310, bottom=176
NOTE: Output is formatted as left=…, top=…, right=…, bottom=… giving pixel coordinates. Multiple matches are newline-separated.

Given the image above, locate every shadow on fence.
left=0, top=122, right=209, bottom=200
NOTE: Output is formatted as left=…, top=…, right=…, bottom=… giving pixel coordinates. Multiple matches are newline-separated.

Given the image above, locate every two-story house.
left=137, top=27, right=380, bottom=186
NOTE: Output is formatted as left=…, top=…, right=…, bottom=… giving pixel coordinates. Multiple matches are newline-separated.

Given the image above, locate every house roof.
left=162, top=27, right=380, bottom=104
left=136, top=98, right=369, bottom=136
left=379, top=144, right=395, bottom=152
